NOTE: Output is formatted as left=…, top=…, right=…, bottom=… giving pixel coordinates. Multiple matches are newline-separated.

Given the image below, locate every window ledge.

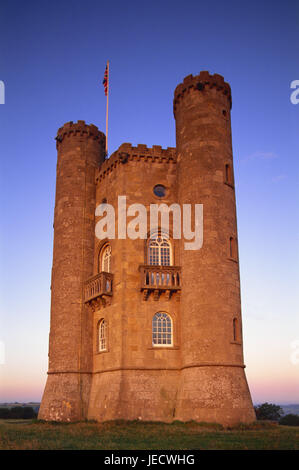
left=227, top=257, right=238, bottom=263
left=230, top=341, right=242, bottom=345
left=148, top=345, right=180, bottom=350
left=95, top=349, right=109, bottom=355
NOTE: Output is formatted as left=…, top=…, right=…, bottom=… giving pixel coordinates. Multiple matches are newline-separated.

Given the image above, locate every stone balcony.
left=84, top=272, right=113, bottom=311
left=139, top=265, right=181, bottom=301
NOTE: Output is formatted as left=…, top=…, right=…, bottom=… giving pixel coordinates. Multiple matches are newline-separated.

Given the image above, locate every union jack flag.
left=103, top=64, right=108, bottom=96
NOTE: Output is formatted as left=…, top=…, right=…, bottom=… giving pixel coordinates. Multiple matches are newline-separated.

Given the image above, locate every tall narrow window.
left=225, top=163, right=233, bottom=185
left=152, top=312, right=173, bottom=347
left=98, top=319, right=107, bottom=352
left=233, top=317, right=238, bottom=342
left=229, top=237, right=237, bottom=260
left=100, top=244, right=111, bottom=273
left=148, top=234, right=172, bottom=266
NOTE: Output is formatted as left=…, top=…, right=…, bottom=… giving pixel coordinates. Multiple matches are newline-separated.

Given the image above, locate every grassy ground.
left=0, top=419, right=298, bottom=450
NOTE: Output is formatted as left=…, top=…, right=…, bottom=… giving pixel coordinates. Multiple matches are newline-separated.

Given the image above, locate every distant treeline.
left=0, top=406, right=37, bottom=419
left=254, top=403, right=299, bottom=426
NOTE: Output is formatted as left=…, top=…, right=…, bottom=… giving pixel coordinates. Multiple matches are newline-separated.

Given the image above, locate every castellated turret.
left=174, top=72, right=255, bottom=423
left=39, top=73, right=255, bottom=425
left=38, top=121, right=106, bottom=421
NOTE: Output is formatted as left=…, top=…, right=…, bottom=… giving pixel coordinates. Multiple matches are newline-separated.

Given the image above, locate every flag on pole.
left=102, top=61, right=109, bottom=156
left=103, top=64, right=108, bottom=96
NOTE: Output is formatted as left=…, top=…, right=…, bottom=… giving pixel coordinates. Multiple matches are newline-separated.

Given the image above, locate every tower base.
left=38, top=373, right=92, bottom=422
left=86, top=366, right=255, bottom=426
left=175, top=365, right=256, bottom=426
left=87, top=369, right=180, bottom=422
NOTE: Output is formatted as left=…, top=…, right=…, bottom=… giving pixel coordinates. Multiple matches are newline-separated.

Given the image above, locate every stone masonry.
left=38, top=72, right=256, bottom=425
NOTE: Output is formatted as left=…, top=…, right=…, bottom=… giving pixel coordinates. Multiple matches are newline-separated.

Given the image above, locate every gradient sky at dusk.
left=0, top=0, right=298, bottom=404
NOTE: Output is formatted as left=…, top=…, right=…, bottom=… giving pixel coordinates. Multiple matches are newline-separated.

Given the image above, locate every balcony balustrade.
left=139, top=265, right=181, bottom=300
left=84, top=272, right=113, bottom=310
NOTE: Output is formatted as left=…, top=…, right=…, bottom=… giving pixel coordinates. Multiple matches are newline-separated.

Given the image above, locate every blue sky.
left=0, top=0, right=298, bottom=403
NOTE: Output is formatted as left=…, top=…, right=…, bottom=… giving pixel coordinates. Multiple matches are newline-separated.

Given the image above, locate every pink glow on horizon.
left=249, top=380, right=299, bottom=404
left=1, top=371, right=298, bottom=405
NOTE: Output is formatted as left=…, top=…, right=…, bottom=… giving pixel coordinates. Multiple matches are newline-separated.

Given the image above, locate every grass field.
left=0, top=419, right=298, bottom=450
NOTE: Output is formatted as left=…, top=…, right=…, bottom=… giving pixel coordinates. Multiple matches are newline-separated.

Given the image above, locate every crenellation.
left=136, top=143, right=148, bottom=151
left=118, top=142, right=132, bottom=151
left=183, top=74, right=194, bottom=85
left=56, top=120, right=106, bottom=147
left=95, top=144, right=176, bottom=183
left=174, top=71, right=232, bottom=115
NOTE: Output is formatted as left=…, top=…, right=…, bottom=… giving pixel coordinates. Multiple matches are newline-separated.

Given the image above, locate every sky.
left=0, top=0, right=298, bottom=405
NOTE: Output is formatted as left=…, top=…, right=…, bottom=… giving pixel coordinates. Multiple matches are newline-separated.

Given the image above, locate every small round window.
left=153, top=184, right=166, bottom=198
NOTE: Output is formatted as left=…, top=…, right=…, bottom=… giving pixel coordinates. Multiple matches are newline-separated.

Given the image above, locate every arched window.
left=148, top=234, right=172, bottom=266
left=98, top=319, right=107, bottom=352
left=100, top=244, right=111, bottom=273
left=152, top=312, right=173, bottom=347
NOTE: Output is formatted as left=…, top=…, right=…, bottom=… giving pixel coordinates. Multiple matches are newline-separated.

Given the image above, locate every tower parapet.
left=173, top=71, right=232, bottom=115
left=56, top=120, right=106, bottom=146
left=95, top=143, right=176, bottom=183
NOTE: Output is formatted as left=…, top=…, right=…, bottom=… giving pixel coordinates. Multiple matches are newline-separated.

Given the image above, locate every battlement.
left=117, top=143, right=176, bottom=158
left=55, top=120, right=106, bottom=147
left=173, top=71, right=232, bottom=113
left=96, top=143, right=176, bottom=183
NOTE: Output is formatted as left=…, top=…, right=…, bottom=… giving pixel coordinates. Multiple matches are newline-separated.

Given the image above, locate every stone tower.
left=39, top=72, right=255, bottom=425
left=174, top=72, right=255, bottom=423
left=38, top=121, right=106, bottom=421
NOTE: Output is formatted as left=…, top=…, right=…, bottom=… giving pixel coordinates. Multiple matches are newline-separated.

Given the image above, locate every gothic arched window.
left=100, top=244, right=111, bottom=273
left=98, top=319, right=107, bottom=352
left=152, top=312, right=173, bottom=347
left=148, top=234, right=172, bottom=266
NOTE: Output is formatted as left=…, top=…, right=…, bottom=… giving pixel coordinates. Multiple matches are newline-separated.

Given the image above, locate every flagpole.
left=105, top=60, right=109, bottom=156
